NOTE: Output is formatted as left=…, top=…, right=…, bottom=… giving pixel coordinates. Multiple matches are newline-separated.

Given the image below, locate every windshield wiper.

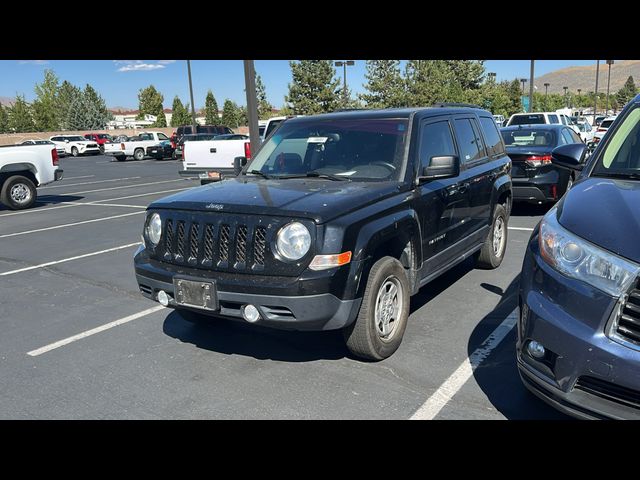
left=592, top=171, right=640, bottom=180
left=244, top=169, right=272, bottom=179
left=277, top=172, right=350, bottom=181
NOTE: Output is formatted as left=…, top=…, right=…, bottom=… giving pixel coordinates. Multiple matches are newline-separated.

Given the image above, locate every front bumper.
left=134, top=246, right=362, bottom=331
left=518, top=232, right=640, bottom=419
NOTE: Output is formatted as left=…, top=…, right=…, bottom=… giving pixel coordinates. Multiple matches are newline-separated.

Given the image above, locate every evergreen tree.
left=8, top=95, right=35, bottom=132
left=57, top=80, right=82, bottom=130
left=237, top=105, right=248, bottom=126
left=507, top=79, right=523, bottom=114
left=221, top=99, right=239, bottom=128
left=255, top=74, right=273, bottom=119
left=0, top=104, right=8, bottom=133
left=616, top=76, right=638, bottom=109
left=32, top=69, right=60, bottom=131
left=204, top=90, right=220, bottom=125
left=137, top=85, right=165, bottom=124
left=404, top=60, right=452, bottom=106
left=359, top=60, right=407, bottom=108
left=83, top=84, right=112, bottom=129
left=285, top=60, right=341, bottom=114
left=443, top=60, right=485, bottom=90
left=171, top=96, right=192, bottom=127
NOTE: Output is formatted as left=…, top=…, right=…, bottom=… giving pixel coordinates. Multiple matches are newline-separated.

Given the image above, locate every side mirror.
left=65, top=139, right=69, bottom=143
left=420, top=155, right=460, bottom=181
left=234, top=156, right=248, bottom=176
left=551, top=143, right=586, bottom=171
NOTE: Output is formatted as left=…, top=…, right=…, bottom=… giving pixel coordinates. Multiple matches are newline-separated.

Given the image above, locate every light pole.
left=563, top=86, right=568, bottom=108
left=186, top=60, right=197, bottom=131
left=520, top=78, right=527, bottom=111
left=606, top=60, right=614, bottom=114
left=335, top=60, right=355, bottom=108
left=529, top=60, right=535, bottom=113
left=594, top=60, right=600, bottom=123
left=544, top=83, right=550, bottom=110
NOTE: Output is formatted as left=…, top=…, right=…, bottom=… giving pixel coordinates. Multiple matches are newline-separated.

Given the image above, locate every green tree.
left=0, top=103, right=8, bottom=133
left=32, top=69, right=60, bottom=131
left=237, top=105, right=248, bottom=126
left=57, top=80, right=82, bottom=130
left=359, top=60, right=407, bottom=108
left=66, top=85, right=112, bottom=130
left=255, top=74, right=273, bottom=119
left=171, top=96, right=192, bottom=127
left=204, top=90, right=220, bottom=125
left=285, top=60, right=341, bottom=114
left=616, top=76, right=638, bottom=109
left=221, top=99, right=239, bottom=128
left=8, top=95, right=35, bottom=132
left=137, top=85, right=165, bottom=124
left=444, top=60, right=485, bottom=90
left=404, top=60, right=452, bottom=106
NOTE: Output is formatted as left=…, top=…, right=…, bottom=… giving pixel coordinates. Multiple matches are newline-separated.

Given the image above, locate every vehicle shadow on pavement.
left=409, top=258, right=476, bottom=314
left=468, top=276, right=571, bottom=419
left=0, top=195, right=84, bottom=211
left=162, top=310, right=349, bottom=362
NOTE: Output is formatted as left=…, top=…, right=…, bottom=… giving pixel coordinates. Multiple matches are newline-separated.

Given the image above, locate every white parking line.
left=64, top=179, right=185, bottom=196
left=0, top=188, right=189, bottom=218
left=27, top=305, right=165, bottom=357
left=410, top=308, right=518, bottom=420
left=39, top=176, right=141, bottom=189
left=0, top=211, right=144, bottom=238
left=508, top=227, right=534, bottom=232
left=63, top=175, right=95, bottom=180
left=0, top=242, right=141, bottom=276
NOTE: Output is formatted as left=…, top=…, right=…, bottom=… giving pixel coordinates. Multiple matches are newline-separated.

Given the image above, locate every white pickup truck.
left=180, top=134, right=251, bottom=183
left=0, top=143, right=63, bottom=210
left=104, top=131, right=171, bottom=161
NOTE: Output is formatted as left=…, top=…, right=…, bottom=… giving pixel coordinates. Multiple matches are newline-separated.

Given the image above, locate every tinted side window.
left=548, top=114, right=559, bottom=123
left=479, top=116, right=505, bottom=156
left=454, top=118, right=482, bottom=163
left=419, top=120, right=456, bottom=168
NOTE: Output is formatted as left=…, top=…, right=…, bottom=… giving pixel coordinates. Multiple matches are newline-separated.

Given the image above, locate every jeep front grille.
left=254, top=227, right=266, bottom=266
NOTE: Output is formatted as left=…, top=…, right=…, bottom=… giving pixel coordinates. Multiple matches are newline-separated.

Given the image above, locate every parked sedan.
left=146, top=140, right=175, bottom=160
left=518, top=95, right=640, bottom=419
left=501, top=124, right=583, bottom=204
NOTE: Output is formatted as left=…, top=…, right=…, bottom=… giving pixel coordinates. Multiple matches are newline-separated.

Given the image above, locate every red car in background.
left=84, top=133, right=113, bottom=153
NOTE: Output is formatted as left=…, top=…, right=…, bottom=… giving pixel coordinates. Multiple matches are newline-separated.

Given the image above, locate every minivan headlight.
left=146, top=213, right=162, bottom=246
left=276, top=222, right=311, bottom=261
left=539, top=208, right=640, bottom=296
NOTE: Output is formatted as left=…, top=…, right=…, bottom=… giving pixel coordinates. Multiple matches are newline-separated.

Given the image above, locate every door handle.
left=210, top=148, right=217, bottom=153
left=458, top=182, right=469, bottom=194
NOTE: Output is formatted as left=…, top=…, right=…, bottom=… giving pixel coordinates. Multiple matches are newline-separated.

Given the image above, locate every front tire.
left=1, top=175, right=37, bottom=210
left=343, top=256, right=410, bottom=361
left=71, top=146, right=79, bottom=157
left=476, top=203, right=508, bottom=269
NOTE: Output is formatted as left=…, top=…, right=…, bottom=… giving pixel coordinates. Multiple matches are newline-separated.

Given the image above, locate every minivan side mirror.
left=234, top=156, right=248, bottom=175
left=551, top=143, right=586, bottom=171
left=420, top=155, right=460, bottom=180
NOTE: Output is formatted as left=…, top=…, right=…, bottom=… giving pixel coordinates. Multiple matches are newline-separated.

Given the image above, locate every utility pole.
left=544, top=83, right=550, bottom=110
left=186, top=60, right=197, bottom=132
left=243, top=60, right=260, bottom=159
left=563, top=86, right=568, bottom=108
left=529, top=60, right=535, bottom=112
left=606, top=60, right=614, bottom=115
left=594, top=60, right=600, bottom=123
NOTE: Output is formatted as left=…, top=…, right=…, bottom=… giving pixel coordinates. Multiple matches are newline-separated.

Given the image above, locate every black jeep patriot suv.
left=134, top=106, right=512, bottom=360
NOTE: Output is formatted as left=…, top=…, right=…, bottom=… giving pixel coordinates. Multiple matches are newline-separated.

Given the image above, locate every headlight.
left=146, top=213, right=162, bottom=246
left=539, top=208, right=640, bottom=296
left=276, top=222, right=311, bottom=261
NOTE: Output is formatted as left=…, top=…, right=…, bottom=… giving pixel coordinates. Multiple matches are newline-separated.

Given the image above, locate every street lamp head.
left=335, top=61, right=344, bottom=67
left=544, top=82, right=550, bottom=87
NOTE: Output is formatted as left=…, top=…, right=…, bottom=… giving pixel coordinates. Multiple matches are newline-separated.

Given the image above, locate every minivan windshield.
left=592, top=106, right=640, bottom=178
left=247, top=117, right=409, bottom=181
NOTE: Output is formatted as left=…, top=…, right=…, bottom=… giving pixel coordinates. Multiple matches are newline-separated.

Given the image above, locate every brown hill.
left=534, top=60, right=640, bottom=94
left=0, top=96, right=14, bottom=106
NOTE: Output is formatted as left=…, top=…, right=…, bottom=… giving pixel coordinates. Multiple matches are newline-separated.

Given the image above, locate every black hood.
left=149, top=177, right=403, bottom=223
left=557, top=177, right=640, bottom=263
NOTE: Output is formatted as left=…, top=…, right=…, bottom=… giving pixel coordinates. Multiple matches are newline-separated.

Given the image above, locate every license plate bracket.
left=173, top=277, right=218, bottom=311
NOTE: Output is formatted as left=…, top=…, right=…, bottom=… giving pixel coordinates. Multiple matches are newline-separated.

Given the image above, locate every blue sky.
left=0, top=60, right=602, bottom=110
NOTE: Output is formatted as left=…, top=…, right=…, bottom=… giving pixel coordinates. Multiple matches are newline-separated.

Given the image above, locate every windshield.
left=509, top=114, right=545, bottom=125
left=593, top=107, right=640, bottom=177
left=247, top=117, right=409, bottom=181
left=501, top=128, right=556, bottom=147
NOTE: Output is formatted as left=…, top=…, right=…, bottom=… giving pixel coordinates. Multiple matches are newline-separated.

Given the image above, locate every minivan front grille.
left=616, top=279, right=640, bottom=345
left=159, top=217, right=274, bottom=272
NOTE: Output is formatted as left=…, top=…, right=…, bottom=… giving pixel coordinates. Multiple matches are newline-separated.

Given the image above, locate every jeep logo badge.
left=206, top=203, right=224, bottom=210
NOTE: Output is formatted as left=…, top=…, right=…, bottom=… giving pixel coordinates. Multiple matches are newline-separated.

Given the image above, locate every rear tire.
left=476, top=204, right=508, bottom=269
left=1, top=175, right=37, bottom=210
left=133, top=149, right=145, bottom=161
left=115, top=155, right=126, bottom=162
left=343, top=256, right=410, bottom=361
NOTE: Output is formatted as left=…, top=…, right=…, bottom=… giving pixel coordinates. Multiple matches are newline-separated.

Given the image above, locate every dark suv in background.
left=518, top=94, right=640, bottom=419
left=134, top=105, right=512, bottom=360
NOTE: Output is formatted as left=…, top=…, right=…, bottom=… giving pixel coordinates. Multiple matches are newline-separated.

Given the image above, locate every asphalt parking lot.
left=0, top=154, right=569, bottom=419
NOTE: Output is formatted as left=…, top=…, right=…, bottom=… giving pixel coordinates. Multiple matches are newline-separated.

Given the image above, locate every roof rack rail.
left=431, top=102, right=481, bottom=109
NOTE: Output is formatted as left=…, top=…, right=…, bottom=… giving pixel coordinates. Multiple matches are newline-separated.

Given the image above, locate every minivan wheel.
left=1, top=175, right=37, bottom=210
left=343, top=256, right=410, bottom=361
left=476, top=204, right=508, bottom=269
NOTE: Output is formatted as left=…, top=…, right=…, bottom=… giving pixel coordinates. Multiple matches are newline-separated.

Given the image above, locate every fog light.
left=242, top=304, right=260, bottom=323
left=157, top=290, right=170, bottom=307
left=527, top=340, right=546, bottom=359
